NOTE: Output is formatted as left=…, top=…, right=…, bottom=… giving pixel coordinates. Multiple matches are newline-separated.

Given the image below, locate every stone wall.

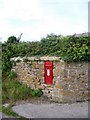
left=53, top=61, right=89, bottom=103
left=11, top=56, right=89, bottom=103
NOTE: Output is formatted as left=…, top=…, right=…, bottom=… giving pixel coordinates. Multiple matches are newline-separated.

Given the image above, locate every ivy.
left=2, top=33, right=90, bottom=77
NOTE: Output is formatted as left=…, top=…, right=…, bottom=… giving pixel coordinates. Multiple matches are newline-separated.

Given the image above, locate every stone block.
left=53, top=68, right=65, bottom=77
left=31, top=62, right=37, bottom=68
left=37, top=70, right=44, bottom=76
left=77, top=69, right=87, bottom=76
left=69, top=70, right=76, bottom=77
left=38, top=64, right=44, bottom=70
left=51, top=96, right=63, bottom=103
left=62, top=90, right=75, bottom=96
left=55, top=81, right=63, bottom=89
left=25, top=57, right=35, bottom=61
left=40, top=56, right=60, bottom=61
left=38, top=61, right=43, bottom=65
left=36, top=85, right=43, bottom=89
left=77, top=78, right=88, bottom=83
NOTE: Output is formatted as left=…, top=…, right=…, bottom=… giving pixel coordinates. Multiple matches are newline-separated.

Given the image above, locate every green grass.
left=2, top=103, right=28, bottom=119
left=2, top=79, right=32, bottom=103
left=2, top=106, right=17, bottom=117
left=2, top=77, right=43, bottom=103
left=2, top=70, right=43, bottom=118
left=2, top=78, right=43, bottom=118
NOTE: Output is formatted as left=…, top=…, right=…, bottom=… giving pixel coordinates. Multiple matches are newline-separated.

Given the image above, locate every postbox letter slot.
left=47, top=69, right=50, bottom=76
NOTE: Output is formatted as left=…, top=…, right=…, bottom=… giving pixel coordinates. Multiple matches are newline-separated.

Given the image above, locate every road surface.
left=12, top=101, right=88, bottom=118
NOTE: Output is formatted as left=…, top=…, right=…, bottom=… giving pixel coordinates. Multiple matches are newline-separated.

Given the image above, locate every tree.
left=7, top=36, right=17, bottom=44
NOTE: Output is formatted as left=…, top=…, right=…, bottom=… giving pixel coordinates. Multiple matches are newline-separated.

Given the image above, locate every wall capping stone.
left=10, top=56, right=61, bottom=62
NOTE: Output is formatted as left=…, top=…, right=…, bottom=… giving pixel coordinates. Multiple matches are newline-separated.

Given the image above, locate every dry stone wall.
left=11, top=56, right=89, bottom=103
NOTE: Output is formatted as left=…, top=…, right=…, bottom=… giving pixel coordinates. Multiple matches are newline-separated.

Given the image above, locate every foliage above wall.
left=2, top=33, right=90, bottom=76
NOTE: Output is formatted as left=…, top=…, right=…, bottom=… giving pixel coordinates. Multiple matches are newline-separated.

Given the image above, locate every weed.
left=8, top=71, right=17, bottom=80
left=2, top=79, right=32, bottom=103
left=2, top=103, right=28, bottom=119
left=31, top=88, right=43, bottom=97
left=2, top=106, right=18, bottom=117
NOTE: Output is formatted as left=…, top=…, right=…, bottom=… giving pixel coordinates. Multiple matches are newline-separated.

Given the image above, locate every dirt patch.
left=15, top=96, right=54, bottom=105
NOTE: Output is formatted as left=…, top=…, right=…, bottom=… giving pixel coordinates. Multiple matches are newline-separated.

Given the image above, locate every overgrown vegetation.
left=2, top=76, right=43, bottom=103
left=2, top=105, right=18, bottom=117
left=31, top=88, right=43, bottom=97
left=2, top=103, right=29, bottom=119
left=2, top=33, right=90, bottom=103
left=2, top=78, right=31, bottom=103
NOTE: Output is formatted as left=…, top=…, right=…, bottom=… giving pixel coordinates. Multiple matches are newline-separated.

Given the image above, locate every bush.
left=31, top=88, right=43, bottom=97
left=2, top=34, right=90, bottom=78
left=7, top=36, right=17, bottom=44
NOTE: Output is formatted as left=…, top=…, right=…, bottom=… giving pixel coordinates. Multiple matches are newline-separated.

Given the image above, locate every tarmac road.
left=12, top=101, right=88, bottom=118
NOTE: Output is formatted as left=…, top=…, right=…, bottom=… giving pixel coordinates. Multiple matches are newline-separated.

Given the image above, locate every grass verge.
left=2, top=78, right=32, bottom=103
left=2, top=102, right=28, bottom=119
left=2, top=79, right=43, bottom=103
left=2, top=70, right=43, bottom=118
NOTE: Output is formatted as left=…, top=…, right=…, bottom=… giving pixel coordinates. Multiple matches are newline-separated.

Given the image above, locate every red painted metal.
left=44, top=61, right=53, bottom=84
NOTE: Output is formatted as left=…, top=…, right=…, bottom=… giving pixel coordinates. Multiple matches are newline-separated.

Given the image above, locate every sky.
left=0, top=0, right=89, bottom=42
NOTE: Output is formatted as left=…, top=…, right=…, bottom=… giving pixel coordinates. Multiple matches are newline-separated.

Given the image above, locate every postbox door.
left=44, top=61, right=53, bottom=84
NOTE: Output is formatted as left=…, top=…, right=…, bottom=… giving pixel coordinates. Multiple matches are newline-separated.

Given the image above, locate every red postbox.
left=44, top=61, right=53, bottom=84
